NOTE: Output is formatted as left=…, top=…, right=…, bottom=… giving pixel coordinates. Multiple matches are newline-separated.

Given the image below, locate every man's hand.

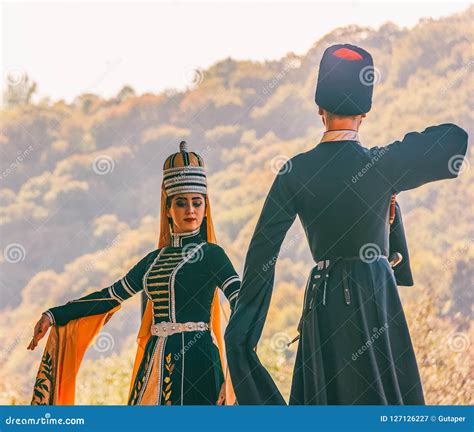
left=389, top=252, right=403, bottom=267
left=27, top=314, right=51, bottom=351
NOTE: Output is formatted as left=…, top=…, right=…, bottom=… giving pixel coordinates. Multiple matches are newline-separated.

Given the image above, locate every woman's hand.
left=27, top=314, right=51, bottom=351
left=216, top=380, right=226, bottom=405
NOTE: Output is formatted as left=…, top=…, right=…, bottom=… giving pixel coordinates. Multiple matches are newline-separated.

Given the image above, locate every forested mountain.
left=1, top=6, right=472, bottom=404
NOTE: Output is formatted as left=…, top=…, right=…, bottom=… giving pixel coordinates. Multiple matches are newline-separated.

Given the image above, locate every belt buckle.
left=153, top=321, right=176, bottom=337
left=316, top=259, right=330, bottom=271
left=159, top=322, right=169, bottom=337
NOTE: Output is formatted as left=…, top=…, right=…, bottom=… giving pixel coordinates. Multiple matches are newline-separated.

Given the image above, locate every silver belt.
left=150, top=321, right=209, bottom=337
left=315, top=254, right=392, bottom=270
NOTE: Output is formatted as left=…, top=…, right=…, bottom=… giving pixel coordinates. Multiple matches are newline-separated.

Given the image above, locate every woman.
left=28, top=141, right=241, bottom=406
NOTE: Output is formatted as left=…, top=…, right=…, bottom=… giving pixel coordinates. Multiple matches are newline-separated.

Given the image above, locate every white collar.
left=169, top=226, right=201, bottom=247
left=320, top=129, right=360, bottom=144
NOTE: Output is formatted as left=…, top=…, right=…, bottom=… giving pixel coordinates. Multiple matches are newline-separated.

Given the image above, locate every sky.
left=1, top=1, right=471, bottom=103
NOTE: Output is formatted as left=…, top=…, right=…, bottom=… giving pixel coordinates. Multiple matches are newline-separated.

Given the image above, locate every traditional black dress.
left=225, top=123, right=469, bottom=405
left=44, top=227, right=240, bottom=405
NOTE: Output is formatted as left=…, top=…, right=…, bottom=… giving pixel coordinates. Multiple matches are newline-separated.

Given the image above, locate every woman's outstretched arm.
left=27, top=248, right=159, bottom=350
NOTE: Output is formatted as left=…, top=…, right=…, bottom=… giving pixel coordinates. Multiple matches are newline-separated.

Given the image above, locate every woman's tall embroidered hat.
left=162, top=140, right=207, bottom=196
left=315, top=43, right=374, bottom=115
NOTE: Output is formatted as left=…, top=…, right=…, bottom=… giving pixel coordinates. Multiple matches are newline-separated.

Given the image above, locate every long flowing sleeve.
left=208, top=244, right=241, bottom=311
left=43, top=249, right=159, bottom=326
left=224, top=161, right=298, bottom=405
left=381, top=123, right=469, bottom=192
left=388, top=201, right=414, bottom=286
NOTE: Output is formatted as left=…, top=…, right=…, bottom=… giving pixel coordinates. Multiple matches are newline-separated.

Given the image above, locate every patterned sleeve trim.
left=108, top=283, right=126, bottom=303
left=227, top=289, right=240, bottom=304
left=221, top=275, right=241, bottom=293
left=120, top=276, right=137, bottom=296
left=43, top=310, right=55, bottom=326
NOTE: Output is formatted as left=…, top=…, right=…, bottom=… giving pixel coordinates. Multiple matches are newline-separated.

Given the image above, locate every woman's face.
left=167, top=193, right=205, bottom=233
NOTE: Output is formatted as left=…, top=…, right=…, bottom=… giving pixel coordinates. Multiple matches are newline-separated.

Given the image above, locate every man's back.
left=225, top=40, right=469, bottom=406
left=286, top=123, right=468, bottom=261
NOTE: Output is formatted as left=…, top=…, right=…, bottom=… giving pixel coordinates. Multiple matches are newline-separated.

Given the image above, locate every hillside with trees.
left=1, top=6, right=472, bottom=405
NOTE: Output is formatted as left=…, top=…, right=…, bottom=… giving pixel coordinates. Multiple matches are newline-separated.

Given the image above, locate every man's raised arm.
left=381, top=123, right=468, bottom=193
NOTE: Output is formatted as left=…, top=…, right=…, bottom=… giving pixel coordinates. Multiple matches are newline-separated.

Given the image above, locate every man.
left=224, top=43, right=469, bottom=405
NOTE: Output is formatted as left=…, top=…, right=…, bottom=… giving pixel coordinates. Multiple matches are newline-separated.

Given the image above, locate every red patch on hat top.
left=332, top=47, right=363, bottom=61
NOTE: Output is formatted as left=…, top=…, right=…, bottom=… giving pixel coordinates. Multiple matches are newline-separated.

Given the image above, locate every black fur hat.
left=315, top=44, right=374, bottom=115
